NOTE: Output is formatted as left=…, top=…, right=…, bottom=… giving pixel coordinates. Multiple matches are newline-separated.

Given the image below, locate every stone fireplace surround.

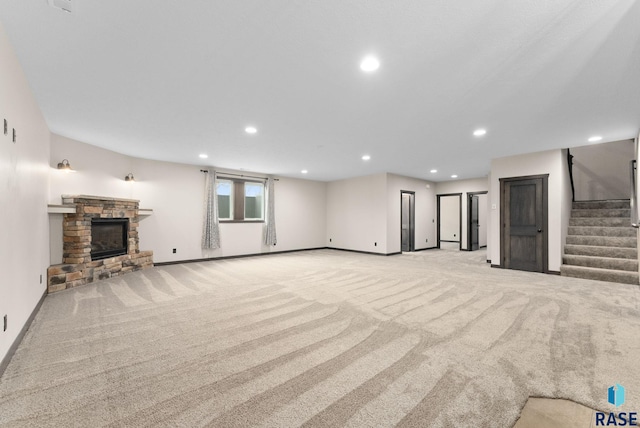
left=47, top=195, right=153, bottom=293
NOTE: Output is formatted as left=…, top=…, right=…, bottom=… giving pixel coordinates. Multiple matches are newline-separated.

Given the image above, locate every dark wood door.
left=470, top=195, right=479, bottom=251
left=501, top=176, right=547, bottom=272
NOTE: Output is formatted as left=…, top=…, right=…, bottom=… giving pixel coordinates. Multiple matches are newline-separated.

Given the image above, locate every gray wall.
left=572, top=139, right=634, bottom=201
left=0, top=21, right=50, bottom=364
left=50, top=134, right=328, bottom=263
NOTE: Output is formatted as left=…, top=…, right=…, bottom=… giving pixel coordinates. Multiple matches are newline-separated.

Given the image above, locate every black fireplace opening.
left=91, top=218, right=129, bottom=260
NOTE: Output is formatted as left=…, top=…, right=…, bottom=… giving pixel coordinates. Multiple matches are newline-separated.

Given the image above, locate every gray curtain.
left=202, top=170, right=221, bottom=249
left=264, top=177, right=277, bottom=246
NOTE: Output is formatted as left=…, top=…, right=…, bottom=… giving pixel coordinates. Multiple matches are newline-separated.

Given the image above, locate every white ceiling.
left=1, top=1, right=639, bottom=182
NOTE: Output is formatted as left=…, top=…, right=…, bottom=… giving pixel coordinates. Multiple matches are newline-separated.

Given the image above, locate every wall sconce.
left=56, top=159, right=75, bottom=172
left=124, top=173, right=135, bottom=182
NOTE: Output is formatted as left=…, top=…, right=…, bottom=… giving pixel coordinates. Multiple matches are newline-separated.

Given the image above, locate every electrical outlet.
left=374, top=242, right=377, bottom=246
left=12, top=128, right=16, bottom=143
left=3, top=119, right=6, bottom=135
left=3, top=315, right=7, bottom=332
left=40, top=274, right=42, bottom=284
left=329, top=238, right=332, bottom=242
left=172, top=248, right=176, bottom=253
left=426, top=238, right=428, bottom=243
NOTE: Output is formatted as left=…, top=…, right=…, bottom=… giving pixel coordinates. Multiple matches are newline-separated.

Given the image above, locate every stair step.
left=567, top=226, right=637, bottom=237
left=571, top=208, right=630, bottom=218
left=564, top=245, right=638, bottom=259
left=572, top=200, right=631, bottom=210
left=565, top=236, right=637, bottom=248
left=569, top=217, right=632, bottom=227
left=562, top=254, right=638, bottom=272
left=560, top=265, right=639, bottom=285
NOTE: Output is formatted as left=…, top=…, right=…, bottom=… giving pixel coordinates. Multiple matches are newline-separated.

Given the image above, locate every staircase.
left=561, top=200, right=639, bottom=285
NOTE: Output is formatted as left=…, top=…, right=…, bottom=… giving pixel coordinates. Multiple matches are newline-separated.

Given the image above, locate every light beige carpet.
left=1, top=249, right=639, bottom=427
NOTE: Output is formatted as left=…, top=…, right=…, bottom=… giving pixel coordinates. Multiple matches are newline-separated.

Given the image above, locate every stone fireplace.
left=47, top=195, right=153, bottom=293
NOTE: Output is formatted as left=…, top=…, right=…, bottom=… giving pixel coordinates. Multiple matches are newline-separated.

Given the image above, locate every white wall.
left=326, top=173, right=388, bottom=254
left=386, top=173, right=436, bottom=253
left=0, top=22, right=50, bottom=364
left=49, top=135, right=327, bottom=263
left=436, top=177, right=489, bottom=250
left=490, top=149, right=565, bottom=271
left=439, top=195, right=460, bottom=242
left=572, top=139, right=634, bottom=201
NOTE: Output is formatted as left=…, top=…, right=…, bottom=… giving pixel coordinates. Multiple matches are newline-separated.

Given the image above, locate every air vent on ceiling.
left=48, top=0, right=73, bottom=14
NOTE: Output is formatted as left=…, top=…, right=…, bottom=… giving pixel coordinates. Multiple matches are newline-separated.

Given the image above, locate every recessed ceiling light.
left=360, top=56, right=380, bottom=72
left=473, top=129, right=487, bottom=137
left=245, top=126, right=257, bottom=134
left=430, top=169, right=437, bottom=173
left=362, top=155, right=371, bottom=161
left=199, top=154, right=208, bottom=159
left=451, top=174, right=458, bottom=178
left=301, top=170, right=308, bottom=174
left=588, top=136, right=602, bottom=143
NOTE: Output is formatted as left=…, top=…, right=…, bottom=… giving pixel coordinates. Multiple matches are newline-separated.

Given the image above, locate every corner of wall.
left=0, top=20, right=51, bottom=366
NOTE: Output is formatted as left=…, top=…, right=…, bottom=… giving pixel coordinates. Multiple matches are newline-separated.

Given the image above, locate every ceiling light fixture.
left=360, top=56, right=380, bottom=72
left=124, top=173, right=135, bottom=182
left=56, top=159, right=75, bottom=172
left=245, top=126, right=257, bottom=134
left=301, top=170, right=308, bottom=174
left=451, top=174, right=458, bottom=178
left=473, top=129, right=487, bottom=137
left=430, top=169, right=437, bottom=173
left=588, top=136, right=602, bottom=143
left=362, top=155, right=371, bottom=161
left=199, top=154, right=208, bottom=159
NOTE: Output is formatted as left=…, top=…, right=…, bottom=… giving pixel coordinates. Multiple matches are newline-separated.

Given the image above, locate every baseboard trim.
left=440, top=240, right=461, bottom=243
left=154, top=247, right=328, bottom=266
left=489, top=264, right=561, bottom=276
left=328, top=247, right=401, bottom=256
left=0, top=289, right=47, bottom=380
left=413, top=247, right=439, bottom=252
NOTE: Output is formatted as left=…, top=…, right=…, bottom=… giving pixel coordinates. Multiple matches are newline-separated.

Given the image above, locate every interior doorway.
left=467, top=191, right=488, bottom=251
left=500, top=175, right=548, bottom=272
left=401, top=191, right=415, bottom=252
left=437, top=193, right=462, bottom=250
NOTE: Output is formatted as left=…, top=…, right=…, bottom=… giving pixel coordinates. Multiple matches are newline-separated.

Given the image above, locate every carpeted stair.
left=561, top=200, right=639, bottom=285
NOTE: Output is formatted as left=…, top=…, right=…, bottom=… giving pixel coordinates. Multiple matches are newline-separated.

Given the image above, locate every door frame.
left=467, top=191, right=488, bottom=251
left=400, top=190, right=415, bottom=252
left=499, top=174, right=549, bottom=272
left=436, top=193, right=462, bottom=250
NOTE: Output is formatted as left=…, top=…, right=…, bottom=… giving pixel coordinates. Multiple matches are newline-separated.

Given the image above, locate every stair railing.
left=631, top=159, right=639, bottom=228
left=567, top=149, right=575, bottom=202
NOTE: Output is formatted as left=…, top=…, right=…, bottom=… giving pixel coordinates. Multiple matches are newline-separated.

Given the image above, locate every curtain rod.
left=200, top=170, right=279, bottom=181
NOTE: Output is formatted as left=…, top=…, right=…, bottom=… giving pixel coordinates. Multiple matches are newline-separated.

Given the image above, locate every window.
left=217, top=178, right=265, bottom=222
left=244, top=182, right=264, bottom=220
left=217, top=180, right=233, bottom=220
